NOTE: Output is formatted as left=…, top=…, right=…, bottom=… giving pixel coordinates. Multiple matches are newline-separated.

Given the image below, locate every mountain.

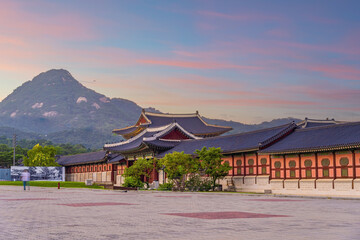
left=0, top=69, right=142, bottom=134
left=204, top=117, right=302, bottom=135
left=0, top=69, right=302, bottom=148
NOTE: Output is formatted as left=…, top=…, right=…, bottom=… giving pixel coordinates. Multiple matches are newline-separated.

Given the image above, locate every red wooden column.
left=298, top=154, right=302, bottom=180
left=332, top=151, right=336, bottom=189
left=283, top=155, right=286, bottom=180
left=298, top=154, right=302, bottom=189
left=269, top=155, right=272, bottom=184
left=111, top=164, right=115, bottom=183
left=352, top=150, right=356, bottom=189
left=315, top=153, right=318, bottom=189
left=255, top=152, right=258, bottom=184
left=243, top=153, right=246, bottom=184
left=152, top=158, right=158, bottom=182
left=231, top=154, right=235, bottom=177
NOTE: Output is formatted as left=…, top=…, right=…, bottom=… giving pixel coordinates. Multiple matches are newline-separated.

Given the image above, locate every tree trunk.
left=212, top=178, right=217, bottom=191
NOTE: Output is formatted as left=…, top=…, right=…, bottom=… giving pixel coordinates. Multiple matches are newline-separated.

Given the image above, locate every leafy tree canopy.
left=159, top=151, right=200, bottom=180
left=23, top=144, right=60, bottom=167
left=195, top=147, right=231, bottom=190
left=123, top=158, right=155, bottom=187
left=159, top=151, right=200, bottom=191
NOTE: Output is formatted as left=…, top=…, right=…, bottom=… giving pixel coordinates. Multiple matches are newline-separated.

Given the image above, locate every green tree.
left=195, top=147, right=231, bottom=191
left=23, top=144, right=60, bottom=166
left=123, top=158, right=154, bottom=188
left=159, top=151, right=200, bottom=191
left=0, top=144, right=25, bottom=167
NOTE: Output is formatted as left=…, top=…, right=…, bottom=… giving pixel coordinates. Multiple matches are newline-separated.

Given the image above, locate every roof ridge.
left=59, top=151, right=105, bottom=158
left=196, top=113, right=233, bottom=129
left=144, top=111, right=198, bottom=117
left=174, top=122, right=295, bottom=143
left=295, top=121, right=360, bottom=132
left=259, top=122, right=297, bottom=148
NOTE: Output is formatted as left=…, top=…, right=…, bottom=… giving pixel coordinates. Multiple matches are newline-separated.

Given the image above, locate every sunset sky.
left=0, top=0, right=359, bottom=123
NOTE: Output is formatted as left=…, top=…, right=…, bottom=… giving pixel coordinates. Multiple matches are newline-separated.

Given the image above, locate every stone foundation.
left=284, top=179, right=299, bottom=190
left=244, top=176, right=256, bottom=186
left=316, top=179, right=333, bottom=191
left=354, top=179, right=360, bottom=191
left=270, top=179, right=284, bottom=190
left=299, top=179, right=315, bottom=190
left=257, top=175, right=270, bottom=186
left=334, top=179, right=353, bottom=191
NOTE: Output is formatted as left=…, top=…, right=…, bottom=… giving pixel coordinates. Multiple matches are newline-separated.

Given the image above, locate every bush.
left=158, top=182, right=173, bottom=191
left=123, top=176, right=143, bottom=188
left=185, top=174, right=212, bottom=191
left=199, top=179, right=212, bottom=191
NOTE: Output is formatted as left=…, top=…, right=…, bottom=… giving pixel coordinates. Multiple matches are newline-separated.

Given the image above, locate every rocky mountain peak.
left=31, top=69, right=81, bottom=87
left=0, top=69, right=142, bottom=134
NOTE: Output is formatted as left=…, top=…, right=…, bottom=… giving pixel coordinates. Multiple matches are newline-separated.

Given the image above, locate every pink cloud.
left=0, top=0, right=97, bottom=41
left=266, top=29, right=291, bottom=38
left=0, top=36, right=26, bottom=46
left=197, top=98, right=316, bottom=107
left=275, top=84, right=360, bottom=102
left=287, top=62, right=360, bottom=81
left=136, top=59, right=262, bottom=70
left=197, top=10, right=281, bottom=22
left=279, top=40, right=360, bottom=56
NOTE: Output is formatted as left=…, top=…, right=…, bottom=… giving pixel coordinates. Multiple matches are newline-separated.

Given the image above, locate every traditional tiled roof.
left=104, top=122, right=200, bottom=153
left=297, top=118, right=345, bottom=129
left=145, top=112, right=232, bottom=136
left=113, top=111, right=232, bottom=139
left=157, top=122, right=297, bottom=157
left=145, top=139, right=181, bottom=150
left=108, top=154, right=125, bottom=163
left=57, top=151, right=124, bottom=166
left=260, top=121, right=360, bottom=154
left=112, top=125, right=139, bottom=135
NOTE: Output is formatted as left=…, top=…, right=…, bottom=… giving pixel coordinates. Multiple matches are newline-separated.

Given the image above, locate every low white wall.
left=316, top=179, right=333, bottom=191
left=299, top=179, right=315, bottom=190
left=354, top=179, right=360, bottom=191
left=334, top=179, right=353, bottom=191
left=284, top=179, right=299, bottom=190
left=270, top=179, right=284, bottom=190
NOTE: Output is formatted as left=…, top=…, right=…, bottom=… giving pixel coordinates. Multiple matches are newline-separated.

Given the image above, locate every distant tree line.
left=0, top=136, right=99, bottom=168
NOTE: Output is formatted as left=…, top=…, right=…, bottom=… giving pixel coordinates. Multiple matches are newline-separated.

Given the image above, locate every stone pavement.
left=1, top=185, right=359, bottom=240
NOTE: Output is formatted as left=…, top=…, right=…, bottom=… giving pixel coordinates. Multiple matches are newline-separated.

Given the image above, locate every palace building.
left=58, top=112, right=360, bottom=197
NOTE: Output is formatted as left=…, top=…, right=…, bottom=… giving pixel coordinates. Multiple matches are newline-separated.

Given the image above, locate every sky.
left=0, top=0, right=359, bottom=124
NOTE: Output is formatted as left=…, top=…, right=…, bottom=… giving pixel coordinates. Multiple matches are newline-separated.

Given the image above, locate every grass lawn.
left=0, top=181, right=104, bottom=189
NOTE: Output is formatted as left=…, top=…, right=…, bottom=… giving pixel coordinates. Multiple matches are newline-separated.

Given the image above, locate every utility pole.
left=13, top=134, right=16, bottom=166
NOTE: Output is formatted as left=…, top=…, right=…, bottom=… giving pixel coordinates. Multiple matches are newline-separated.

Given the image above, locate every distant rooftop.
left=157, top=122, right=297, bottom=157
left=260, top=121, right=360, bottom=154
left=297, top=117, right=346, bottom=129
left=112, top=110, right=232, bottom=139
left=57, top=151, right=124, bottom=166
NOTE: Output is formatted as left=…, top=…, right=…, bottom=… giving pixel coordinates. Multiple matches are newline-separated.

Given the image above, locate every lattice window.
left=304, top=160, right=312, bottom=178
left=289, top=160, right=296, bottom=178
left=248, top=159, right=254, bottom=174
left=321, top=158, right=330, bottom=177
left=274, top=161, right=281, bottom=178
left=340, top=157, right=349, bottom=177
left=236, top=160, right=242, bottom=175
left=260, top=158, right=267, bottom=174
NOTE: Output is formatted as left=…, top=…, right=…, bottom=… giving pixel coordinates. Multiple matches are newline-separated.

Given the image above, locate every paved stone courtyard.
left=1, top=186, right=359, bottom=240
